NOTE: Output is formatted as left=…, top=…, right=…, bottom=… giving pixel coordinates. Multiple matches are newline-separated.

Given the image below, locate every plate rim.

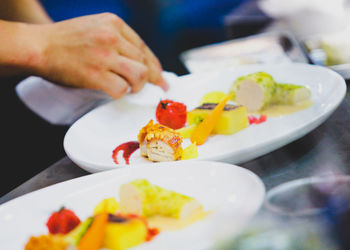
left=0, top=161, right=266, bottom=209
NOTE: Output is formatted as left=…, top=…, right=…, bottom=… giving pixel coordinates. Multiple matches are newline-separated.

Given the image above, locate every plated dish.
left=112, top=71, right=311, bottom=165
left=0, top=161, right=265, bottom=250
left=64, top=63, right=346, bottom=173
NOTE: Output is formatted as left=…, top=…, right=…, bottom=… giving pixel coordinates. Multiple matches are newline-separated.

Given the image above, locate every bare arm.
left=0, top=0, right=52, bottom=24
left=0, top=20, right=44, bottom=77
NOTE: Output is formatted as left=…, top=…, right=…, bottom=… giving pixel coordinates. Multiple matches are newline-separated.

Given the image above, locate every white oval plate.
left=0, top=161, right=265, bottom=250
left=64, top=63, right=346, bottom=173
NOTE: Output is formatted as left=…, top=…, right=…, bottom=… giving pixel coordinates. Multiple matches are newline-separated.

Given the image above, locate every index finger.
left=144, top=47, right=168, bottom=90
left=117, top=18, right=168, bottom=90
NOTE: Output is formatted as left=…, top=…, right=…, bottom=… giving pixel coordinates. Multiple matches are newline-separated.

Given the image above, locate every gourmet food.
left=25, top=235, right=68, bottom=250
left=102, top=214, right=150, bottom=250
left=272, top=83, right=311, bottom=105
left=138, top=120, right=183, bottom=162
left=94, top=197, right=120, bottom=215
left=119, top=179, right=203, bottom=219
left=181, top=142, right=198, bottom=160
left=187, top=103, right=249, bottom=135
left=230, top=72, right=311, bottom=112
left=156, top=99, right=187, bottom=129
left=25, top=179, right=204, bottom=250
left=200, top=91, right=227, bottom=104
left=111, top=71, right=311, bottom=164
left=191, top=94, right=233, bottom=145
left=46, top=207, right=81, bottom=235
left=230, top=72, right=275, bottom=112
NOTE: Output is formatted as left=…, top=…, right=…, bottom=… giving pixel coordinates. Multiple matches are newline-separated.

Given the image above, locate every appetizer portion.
left=25, top=179, right=205, bottom=250
left=102, top=214, right=149, bottom=250
left=25, top=235, right=68, bottom=250
left=177, top=93, right=251, bottom=144
left=138, top=120, right=183, bottom=162
left=190, top=93, right=233, bottom=145
left=119, top=179, right=203, bottom=219
left=272, top=83, right=311, bottom=105
left=112, top=119, right=199, bottom=165
left=230, top=72, right=275, bottom=112
left=187, top=103, right=249, bottom=135
left=111, top=71, right=311, bottom=164
left=230, top=72, right=311, bottom=113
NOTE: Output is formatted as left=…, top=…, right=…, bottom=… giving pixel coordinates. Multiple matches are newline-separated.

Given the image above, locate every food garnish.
left=112, top=141, right=140, bottom=165
left=94, top=197, right=120, bottom=215
left=156, top=99, right=187, bottom=129
left=200, top=91, right=227, bottom=104
left=77, top=213, right=108, bottom=250
left=176, top=123, right=197, bottom=139
left=248, top=115, right=267, bottom=125
left=46, top=207, right=81, bottom=235
left=190, top=94, right=233, bottom=145
left=64, top=217, right=93, bottom=246
left=181, top=142, right=198, bottom=160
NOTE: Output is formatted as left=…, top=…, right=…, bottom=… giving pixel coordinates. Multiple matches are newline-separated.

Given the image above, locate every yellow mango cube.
left=187, top=103, right=248, bottom=135
left=102, top=215, right=147, bottom=250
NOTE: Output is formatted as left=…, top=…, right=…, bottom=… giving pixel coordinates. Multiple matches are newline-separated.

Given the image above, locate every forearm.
left=0, top=20, right=45, bottom=77
left=0, top=0, right=52, bottom=24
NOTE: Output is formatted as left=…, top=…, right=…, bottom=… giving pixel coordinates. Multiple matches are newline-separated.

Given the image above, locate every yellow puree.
left=251, top=100, right=313, bottom=117
left=147, top=210, right=209, bottom=231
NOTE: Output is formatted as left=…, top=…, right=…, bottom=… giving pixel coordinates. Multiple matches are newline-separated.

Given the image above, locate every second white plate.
left=64, top=63, right=346, bottom=173
left=0, top=161, right=265, bottom=250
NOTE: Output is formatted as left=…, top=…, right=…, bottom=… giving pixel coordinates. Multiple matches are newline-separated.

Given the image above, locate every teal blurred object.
left=214, top=214, right=338, bottom=250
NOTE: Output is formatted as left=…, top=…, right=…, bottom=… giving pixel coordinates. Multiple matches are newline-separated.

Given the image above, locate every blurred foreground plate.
left=0, top=161, right=265, bottom=250
left=63, top=63, right=346, bottom=173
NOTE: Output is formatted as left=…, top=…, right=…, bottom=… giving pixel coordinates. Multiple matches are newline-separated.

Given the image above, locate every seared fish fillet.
left=138, top=120, right=183, bottom=162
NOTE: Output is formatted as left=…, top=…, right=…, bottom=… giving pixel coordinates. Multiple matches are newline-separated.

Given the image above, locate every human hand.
left=33, top=13, right=168, bottom=98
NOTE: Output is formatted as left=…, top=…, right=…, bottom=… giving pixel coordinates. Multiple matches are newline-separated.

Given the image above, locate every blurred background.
left=39, top=0, right=350, bottom=75
left=39, top=0, right=262, bottom=75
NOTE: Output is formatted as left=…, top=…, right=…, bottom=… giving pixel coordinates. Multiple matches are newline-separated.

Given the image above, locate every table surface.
left=1, top=80, right=349, bottom=205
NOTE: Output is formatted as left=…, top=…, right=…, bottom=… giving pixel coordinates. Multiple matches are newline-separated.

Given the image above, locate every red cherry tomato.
left=156, top=99, right=187, bottom=129
left=46, top=207, right=81, bottom=234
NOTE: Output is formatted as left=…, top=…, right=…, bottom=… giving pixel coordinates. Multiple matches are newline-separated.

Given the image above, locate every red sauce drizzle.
left=112, top=141, right=139, bottom=165
left=248, top=115, right=267, bottom=125
left=146, top=227, right=160, bottom=241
